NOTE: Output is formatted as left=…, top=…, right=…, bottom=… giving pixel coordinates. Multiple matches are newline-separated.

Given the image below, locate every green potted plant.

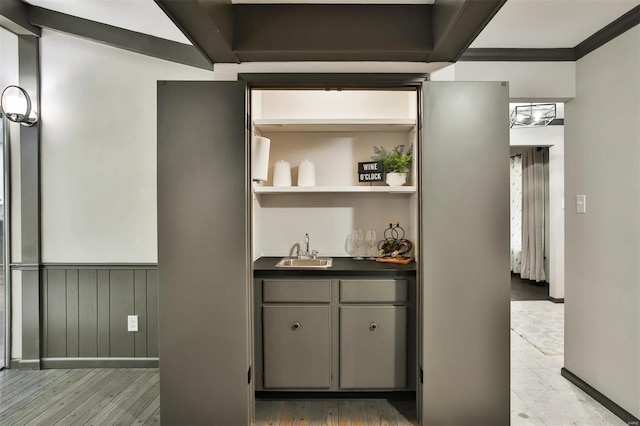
left=371, top=144, right=413, bottom=186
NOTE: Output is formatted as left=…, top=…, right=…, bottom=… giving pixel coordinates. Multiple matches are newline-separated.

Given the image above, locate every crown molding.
left=460, top=5, right=639, bottom=62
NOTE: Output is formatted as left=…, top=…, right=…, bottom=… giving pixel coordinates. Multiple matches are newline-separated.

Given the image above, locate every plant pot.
left=385, top=172, right=407, bottom=186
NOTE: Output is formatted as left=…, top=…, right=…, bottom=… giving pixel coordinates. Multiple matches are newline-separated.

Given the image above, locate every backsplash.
left=253, top=193, right=414, bottom=258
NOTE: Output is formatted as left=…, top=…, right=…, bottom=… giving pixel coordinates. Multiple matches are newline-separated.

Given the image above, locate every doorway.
left=510, top=146, right=550, bottom=301
left=249, top=86, right=420, bottom=424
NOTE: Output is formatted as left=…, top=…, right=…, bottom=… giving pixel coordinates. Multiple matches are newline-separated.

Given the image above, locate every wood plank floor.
left=0, top=368, right=160, bottom=426
left=0, top=368, right=417, bottom=425
left=255, top=399, right=418, bottom=426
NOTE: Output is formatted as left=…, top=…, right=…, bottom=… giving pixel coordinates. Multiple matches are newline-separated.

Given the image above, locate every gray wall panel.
left=39, top=266, right=159, bottom=360
left=47, top=269, right=67, bottom=357
left=78, top=270, right=98, bottom=357
left=158, top=81, right=250, bottom=425
left=109, top=270, right=135, bottom=357
left=97, top=270, right=111, bottom=357
left=134, top=270, right=148, bottom=357
left=42, top=270, right=48, bottom=361
left=66, top=270, right=79, bottom=357
left=421, top=81, right=510, bottom=425
left=146, top=270, right=158, bottom=358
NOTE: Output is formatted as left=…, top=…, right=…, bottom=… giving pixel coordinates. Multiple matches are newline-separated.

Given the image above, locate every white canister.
left=272, top=160, right=292, bottom=187
left=297, top=160, right=316, bottom=187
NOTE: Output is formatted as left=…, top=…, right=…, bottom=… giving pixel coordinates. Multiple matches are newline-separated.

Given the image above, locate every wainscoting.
left=41, top=265, right=158, bottom=365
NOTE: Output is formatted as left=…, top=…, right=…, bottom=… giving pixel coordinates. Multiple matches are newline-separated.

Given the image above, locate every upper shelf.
left=253, top=118, right=416, bottom=133
left=254, top=185, right=417, bottom=194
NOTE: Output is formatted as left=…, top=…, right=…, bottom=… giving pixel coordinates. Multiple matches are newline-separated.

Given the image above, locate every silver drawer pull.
left=292, top=322, right=301, bottom=330
left=370, top=322, right=378, bottom=331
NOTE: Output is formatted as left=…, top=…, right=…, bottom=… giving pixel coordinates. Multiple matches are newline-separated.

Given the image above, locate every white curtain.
left=510, top=155, right=522, bottom=273
left=520, top=148, right=546, bottom=282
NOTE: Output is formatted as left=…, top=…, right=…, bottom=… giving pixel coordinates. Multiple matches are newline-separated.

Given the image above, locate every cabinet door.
left=421, top=81, right=510, bottom=425
left=340, top=306, right=407, bottom=389
left=263, top=306, right=331, bottom=389
left=158, top=81, right=250, bottom=425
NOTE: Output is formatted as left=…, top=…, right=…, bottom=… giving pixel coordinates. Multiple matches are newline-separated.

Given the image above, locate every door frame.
left=1, top=116, right=12, bottom=370
left=240, top=72, right=428, bottom=422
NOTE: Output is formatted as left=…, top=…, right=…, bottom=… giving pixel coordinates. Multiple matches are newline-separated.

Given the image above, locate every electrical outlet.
left=128, top=315, right=138, bottom=332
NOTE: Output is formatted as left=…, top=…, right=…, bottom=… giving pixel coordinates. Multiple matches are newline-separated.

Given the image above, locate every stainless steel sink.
left=275, top=258, right=333, bottom=268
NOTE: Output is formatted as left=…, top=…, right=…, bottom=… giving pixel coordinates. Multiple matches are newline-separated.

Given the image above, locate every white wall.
left=432, top=62, right=576, bottom=101
left=257, top=90, right=415, bottom=120
left=39, top=30, right=214, bottom=262
left=565, top=26, right=640, bottom=417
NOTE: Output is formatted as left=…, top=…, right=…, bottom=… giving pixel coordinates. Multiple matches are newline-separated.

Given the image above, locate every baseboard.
left=18, top=359, right=42, bottom=370
left=561, top=368, right=639, bottom=425
left=9, top=358, right=21, bottom=369
left=256, top=390, right=415, bottom=400
left=41, top=357, right=159, bottom=369
left=548, top=296, right=564, bottom=303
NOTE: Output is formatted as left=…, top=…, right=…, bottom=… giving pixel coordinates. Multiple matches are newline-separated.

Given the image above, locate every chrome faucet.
left=297, top=233, right=318, bottom=259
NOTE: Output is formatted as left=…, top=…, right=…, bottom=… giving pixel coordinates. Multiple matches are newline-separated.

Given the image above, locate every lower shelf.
left=254, top=185, right=417, bottom=194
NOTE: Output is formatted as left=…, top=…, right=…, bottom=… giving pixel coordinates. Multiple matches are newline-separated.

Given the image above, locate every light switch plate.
left=128, top=315, right=138, bottom=332
left=576, top=195, right=586, bottom=214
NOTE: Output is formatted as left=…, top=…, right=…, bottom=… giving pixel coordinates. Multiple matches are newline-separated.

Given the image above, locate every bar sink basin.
left=275, top=258, right=333, bottom=268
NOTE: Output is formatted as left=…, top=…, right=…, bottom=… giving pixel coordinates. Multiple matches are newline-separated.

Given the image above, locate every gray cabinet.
left=255, top=276, right=414, bottom=391
left=340, top=306, right=407, bottom=389
left=263, top=306, right=331, bottom=389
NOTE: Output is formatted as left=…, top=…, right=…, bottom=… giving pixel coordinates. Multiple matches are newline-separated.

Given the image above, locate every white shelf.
left=254, top=118, right=416, bottom=133
left=254, top=185, right=417, bottom=194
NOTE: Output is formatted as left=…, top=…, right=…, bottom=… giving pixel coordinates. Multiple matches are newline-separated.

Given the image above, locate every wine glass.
left=366, top=229, right=377, bottom=260
left=352, top=229, right=364, bottom=260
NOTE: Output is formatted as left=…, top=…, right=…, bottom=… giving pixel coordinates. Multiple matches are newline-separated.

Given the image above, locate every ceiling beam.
left=428, top=0, right=506, bottom=62
left=0, top=0, right=40, bottom=36
left=154, top=0, right=238, bottom=64
left=29, top=7, right=212, bottom=70
left=238, top=73, right=430, bottom=89
left=460, top=48, right=575, bottom=62
left=233, top=4, right=433, bottom=62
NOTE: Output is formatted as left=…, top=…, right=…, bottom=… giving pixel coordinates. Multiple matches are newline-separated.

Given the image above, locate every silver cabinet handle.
left=292, top=322, right=301, bottom=330
left=370, top=322, right=378, bottom=331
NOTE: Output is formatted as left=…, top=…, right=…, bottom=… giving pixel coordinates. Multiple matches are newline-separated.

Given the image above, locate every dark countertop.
left=253, top=256, right=417, bottom=278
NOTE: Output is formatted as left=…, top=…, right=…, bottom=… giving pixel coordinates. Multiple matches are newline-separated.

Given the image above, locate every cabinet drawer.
left=340, top=279, right=408, bottom=303
left=263, top=306, right=331, bottom=389
left=340, top=306, right=407, bottom=389
left=263, top=280, right=331, bottom=303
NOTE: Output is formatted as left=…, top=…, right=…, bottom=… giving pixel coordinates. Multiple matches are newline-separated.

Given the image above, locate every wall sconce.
left=510, top=103, right=556, bottom=128
left=1, top=85, right=38, bottom=126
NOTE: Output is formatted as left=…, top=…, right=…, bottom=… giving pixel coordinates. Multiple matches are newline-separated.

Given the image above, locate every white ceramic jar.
left=297, top=160, right=316, bottom=187
left=272, top=160, right=292, bottom=187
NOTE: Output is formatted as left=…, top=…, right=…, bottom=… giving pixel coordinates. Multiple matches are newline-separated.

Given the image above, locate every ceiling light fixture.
left=1, top=85, right=38, bottom=126
left=509, top=103, right=556, bottom=128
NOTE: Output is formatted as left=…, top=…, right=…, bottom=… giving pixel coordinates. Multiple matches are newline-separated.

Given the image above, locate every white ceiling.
left=24, top=0, right=192, bottom=45
left=471, top=0, right=639, bottom=48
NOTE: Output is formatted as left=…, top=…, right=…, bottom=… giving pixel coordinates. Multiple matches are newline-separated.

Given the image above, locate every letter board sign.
left=358, top=161, right=384, bottom=183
